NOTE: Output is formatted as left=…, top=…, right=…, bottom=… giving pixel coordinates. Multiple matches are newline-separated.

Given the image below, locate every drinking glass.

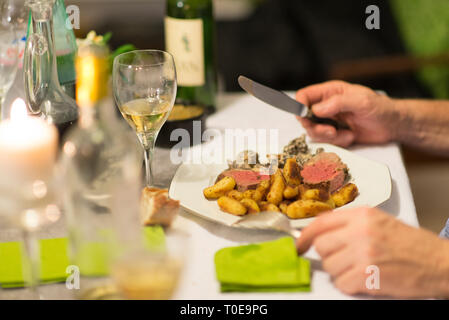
left=0, top=24, right=19, bottom=117
left=113, top=50, right=177, bottom=187
left=1, top=0, right=31, bottom=120
left=0, top=173, right=60, bottom=299
left=1, top=0, right=28, bottom=37
left=110, top=229, right=188, bottom=300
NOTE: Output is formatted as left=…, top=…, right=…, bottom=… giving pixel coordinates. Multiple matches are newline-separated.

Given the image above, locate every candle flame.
left=10, top=98, right=28, bottom=121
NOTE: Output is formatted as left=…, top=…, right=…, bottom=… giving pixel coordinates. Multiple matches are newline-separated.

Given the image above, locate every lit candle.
left=0, top=98, right=58, bottom=182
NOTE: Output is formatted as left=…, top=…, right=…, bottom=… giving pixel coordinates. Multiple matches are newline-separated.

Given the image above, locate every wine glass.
left=1, top=0, right=29, bottom=33
left=113, top=50, right=177, bottom=187
left=1, top=0, right=29, bottom=120
left=0, top=168, right=60, bottom=299
left=0, top=24, right=19, bottom=117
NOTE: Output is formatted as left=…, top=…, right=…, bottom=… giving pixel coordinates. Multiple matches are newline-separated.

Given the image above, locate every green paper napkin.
left=0, top=241, right=26, bottom=288
left=76, top=241, right=111, bottom=277
left=0, top=226, right=165, bottom=288
left=0, top=238, right=69, bottom=288
left=77, top=226, right=166, bottom=276
left=143, top=226, right=166, bottom=251
left=215, top=237, right=311, bottom=292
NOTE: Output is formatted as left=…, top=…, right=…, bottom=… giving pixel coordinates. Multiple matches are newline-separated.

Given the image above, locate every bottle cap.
left=76, top=44, right=109, bottom=108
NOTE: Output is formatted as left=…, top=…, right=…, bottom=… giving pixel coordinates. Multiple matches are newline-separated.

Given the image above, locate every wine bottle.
left=161, top=0, right=217, bottom=148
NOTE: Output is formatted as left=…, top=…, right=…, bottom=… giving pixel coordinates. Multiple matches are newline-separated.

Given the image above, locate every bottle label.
left=165, top=16, right=205, bottom=87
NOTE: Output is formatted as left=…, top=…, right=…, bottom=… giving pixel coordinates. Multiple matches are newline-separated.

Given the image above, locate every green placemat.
left=0, top=226, right=165, bottom=288
left=215, top=237, right=311, bottom=292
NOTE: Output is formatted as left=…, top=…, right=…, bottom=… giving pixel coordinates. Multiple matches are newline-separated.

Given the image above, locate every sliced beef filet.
left=216, top=169, right=270, bottom=192
left=300, top=152, right=348, bottom=193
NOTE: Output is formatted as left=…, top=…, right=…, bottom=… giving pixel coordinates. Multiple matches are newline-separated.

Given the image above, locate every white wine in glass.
left=111, top=255, right=182, bottom=300
left=110, top=229, right=188, bottom=300
left=119, top=98, right=172, bottom=147
left=113, top=50, right=177, bottom=187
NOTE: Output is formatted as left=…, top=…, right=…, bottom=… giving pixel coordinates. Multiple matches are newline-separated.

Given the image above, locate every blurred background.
left=67, top=0, right=449, bottom=232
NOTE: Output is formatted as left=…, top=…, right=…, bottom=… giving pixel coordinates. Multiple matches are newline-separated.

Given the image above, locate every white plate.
left=169, top=143, right=392, bottom=228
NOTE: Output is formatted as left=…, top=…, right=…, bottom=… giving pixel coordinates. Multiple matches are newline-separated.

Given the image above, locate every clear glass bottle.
left=24, top=0, right=78, bottom=140
left=60, top=43, right=142, bottom=299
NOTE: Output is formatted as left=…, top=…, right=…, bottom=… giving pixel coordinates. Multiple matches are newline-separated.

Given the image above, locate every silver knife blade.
left=238, top=75, right=348, bottom=130
left=238, top=75, right=309, bottom=117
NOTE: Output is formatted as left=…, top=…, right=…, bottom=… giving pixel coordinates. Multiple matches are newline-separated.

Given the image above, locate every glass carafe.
left=24, top=0, right=78, bottom=140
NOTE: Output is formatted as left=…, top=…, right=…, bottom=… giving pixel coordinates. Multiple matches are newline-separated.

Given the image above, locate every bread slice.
left=140, top=187, right=180, bottom=227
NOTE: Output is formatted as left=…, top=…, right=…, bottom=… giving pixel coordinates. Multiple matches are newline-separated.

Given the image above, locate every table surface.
left=0, top=92, right=419, bottom=300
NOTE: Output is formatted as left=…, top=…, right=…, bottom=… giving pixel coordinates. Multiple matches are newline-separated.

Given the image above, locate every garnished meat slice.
left=300, top=152, right=348, bottom=193
left=216, top=169, right=270, bottom=192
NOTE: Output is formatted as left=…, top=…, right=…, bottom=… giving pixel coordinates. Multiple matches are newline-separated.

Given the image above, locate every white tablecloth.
left=173, top=92, right=419, bottom=300
left=0, top=93, right=418, bottom=300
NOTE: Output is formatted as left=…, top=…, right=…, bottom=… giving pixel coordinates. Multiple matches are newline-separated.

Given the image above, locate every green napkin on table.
left=0, top=238, right=69, bottom=288
left=77, top=226, right=166, bottom=276
left=0, top=226, right=165, bottom=288
left=215, top=237, right=311, bottom=292
left=143, top=226, right=166, bottom=251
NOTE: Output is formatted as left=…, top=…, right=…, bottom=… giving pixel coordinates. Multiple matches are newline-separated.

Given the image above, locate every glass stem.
left=0, top=95, right=4, bottom=120
left=143, top=136, right=156, bottom=187
left=22, top=229, right=41, bottom=299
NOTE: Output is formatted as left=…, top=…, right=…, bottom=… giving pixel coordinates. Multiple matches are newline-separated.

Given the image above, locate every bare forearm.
left=432, top=239, right=449, bottom=298
left=393, top=99, right=449, bottom=156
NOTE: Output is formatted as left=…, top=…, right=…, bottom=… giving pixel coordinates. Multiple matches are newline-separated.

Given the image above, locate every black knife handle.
left=308, top=113, right=350, bottom=130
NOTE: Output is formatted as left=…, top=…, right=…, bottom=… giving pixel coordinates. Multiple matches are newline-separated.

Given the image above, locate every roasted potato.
left=253, top=180, right=270, bottom=202
left=283, top=185, right=299, bottom=199
left=298, top=188, right=334, bottom=208
left=325, top=197, right=336, bottom=209
left=259, top=180, right=271, bottom=191
left=226, top=189, right=244, bottom=201
left=258, top=201, right=268, bottom=208
left=298, top=184, right=308, bottom=199
left=331, top=183, right=358, bottom=207
left=259, top=202, right=280, bottom=212
left=279, top=200, right=291, bottom=214
left=243, top=189, right=256, bottom=200
left=240, top=198, right=260, bottom=214
left=266, top=169, right=285, bottom=205
left=302, top=188, right=325, bottom=201
left=217, top=196, right=247, bottom=216
left=252, top=189, right=265, bottom=202
left=282, top=158, right=302, bottom=186
left=286, top=199, right=333, bottom=219
left=266, top=203, right=281, bottom=212
left=203, top=177, right=236, bottom=199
